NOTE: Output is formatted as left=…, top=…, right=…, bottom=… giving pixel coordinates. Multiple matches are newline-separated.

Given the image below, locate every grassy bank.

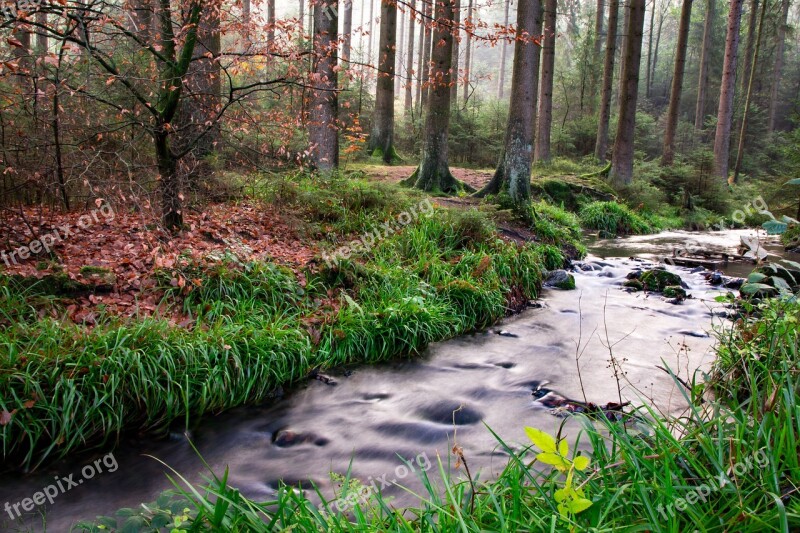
left=78, top=298, right=800, bottom=532
left=0, top=173, right=572, bottom=471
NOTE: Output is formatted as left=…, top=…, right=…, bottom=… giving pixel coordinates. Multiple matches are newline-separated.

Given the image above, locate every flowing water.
left=1, top=229, right=795, bottom=532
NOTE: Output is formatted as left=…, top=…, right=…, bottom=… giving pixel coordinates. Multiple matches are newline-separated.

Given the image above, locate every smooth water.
left=1, top=229, right=793, bottom=532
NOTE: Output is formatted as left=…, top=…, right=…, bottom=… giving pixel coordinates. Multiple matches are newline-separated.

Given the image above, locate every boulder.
left=545, top=270, right=576, bottom=290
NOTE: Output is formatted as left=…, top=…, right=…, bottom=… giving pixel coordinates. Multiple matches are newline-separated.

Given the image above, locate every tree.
left=713, top=0, right=744, bottom=180
left=497, top=0, right=511, bottom=99
left=462, top=0, right=473, bottom=107
left=661, top=0, right=693, bottom=166
left=418, top=0, right=433, bottom=112
left=405, top=0, right=417, bottom=111
left=732, top=0, right=766, bottom=182
left=594, top=0, right=619, bottom=161
left=589, top=0, right=605, bottom=110
left=694, top=0, right=714, bottom=129
left=739, top=0, right=758, bottom=95
left=310, top=0, right=340, bottom=172
left=609, top=0, right=645, bottom=187
left=534, top=0, right=556, bottom=164
left=368, top=0, right=399, bottom=163
left=767, top=0, right=790, bottom=132
left=403, top=0, right=469, bottom=192
left=342, top=0, right=354, bottom=62
left=477, top=0, right=543, bottom=204
left=267, top=0, right=276, bottom=46
left=450, top=0, right=461, bottom=107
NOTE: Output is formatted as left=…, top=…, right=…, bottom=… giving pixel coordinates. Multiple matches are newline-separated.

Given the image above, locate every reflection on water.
left=3, top=229, right=795, bottom=531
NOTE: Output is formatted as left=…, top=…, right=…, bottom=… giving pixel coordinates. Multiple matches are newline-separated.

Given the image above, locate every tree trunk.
left=310, top=0, right=340, bottom=172
left=35, top=12, right=48, bottom=53
left=419, top=0, right=433, bottom=111
left=462, top=0, right=474, bottom=107
left=498, top=0, right=512, bottom=99
left=299, top=0, right=304, bottom=34
left=396, top=2, right=406, bottom=95
left=609, top=0, right=645, bottom=187
left=342, top=0, right=353, bottom=62
left=368, top=0, right=376, bottom=63
left=368, top=0, right=398, bottom=163
left=649, top=6, right=664, bottom=96
left=404, top=0, right=465, bottom=193
left=156, top=128, right=181, bottom=230
left=645, top=0, right=655, bottom=98
left=712, top=0, right=744, bottom=180
left=661, top=0, right=693, bottom=166
left=267, top=0, right=276, bottom=46
left=694, top=0, right=714, bottom=129
left=415, top=1, right=426, bottom=112
left=534, top=0, right=556, bottom=164
left=767, top=0, right=790, bottom=132
left=405, top=0, right=416, bottom=111
left=595, top=0, right=619, bottom=161
left=477, top=0, right=542, bottom=204
left=590, top=0, right=605, bottom=111
left=733, top=0, right=766, bottom=182
left=451, top=0, right=461, bottom=108
left=740, top=0, right=758, bottom=95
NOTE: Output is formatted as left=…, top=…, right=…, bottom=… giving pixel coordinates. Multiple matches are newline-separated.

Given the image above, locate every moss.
left=554, top=274, right=576, bottom=290
left=623, top=279, right=644, bottom=291
left=662, top=285, right=687, bottom=298
left=640, top=269, right=683, bottom=292
left=781, top=224, right=800, bottom=249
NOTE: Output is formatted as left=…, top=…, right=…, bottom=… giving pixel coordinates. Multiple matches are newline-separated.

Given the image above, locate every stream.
left=1, top=229, right=796, bottom=532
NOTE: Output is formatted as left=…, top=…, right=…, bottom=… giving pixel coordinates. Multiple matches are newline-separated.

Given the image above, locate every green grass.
left=0, top=177, right=559, bottom=470
left=579, top=200, right=658, bottom=237
left=77, top=298, right=800, bottom=532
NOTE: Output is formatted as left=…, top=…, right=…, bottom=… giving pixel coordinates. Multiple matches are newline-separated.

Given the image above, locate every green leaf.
left=573, top=455, right=590, bottom=471
left=771, top=276, right=792, bottom=292
left=558, top=438, right=568, bottom=456
left=525, top=427, right=558, bottom=454
left=741, top=283, right=775, bottom=295
left=747, top=272, right=767, bottom=283
left=536, top=452, right=570, bottom=471
left=568, top=497, right=594, bottom=514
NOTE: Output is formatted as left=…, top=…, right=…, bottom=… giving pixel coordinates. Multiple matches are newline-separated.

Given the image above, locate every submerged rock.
left=662, top=285, right=687, bottom=299
left=544, top=270, right=576, bottom=290
left=623, top=279, right=644, bottom=291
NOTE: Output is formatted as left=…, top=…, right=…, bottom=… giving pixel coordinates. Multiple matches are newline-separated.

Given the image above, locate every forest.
left=0, top=0, right=799, bottom=531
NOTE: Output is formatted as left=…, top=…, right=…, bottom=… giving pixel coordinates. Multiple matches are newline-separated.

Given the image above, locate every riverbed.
left=0, top=229, right=792, bottom=531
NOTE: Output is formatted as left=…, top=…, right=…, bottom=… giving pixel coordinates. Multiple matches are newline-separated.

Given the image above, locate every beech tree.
left=405, top=0, right=416, bottom=110
left=497, top=0, right=511, bottom=99
left=661, top=0, right=692, bottom=166
left=534, top=0, right=556, bottom=164
left=367, top=0, right=399, bottom=163
left=477, top=0, right=543, bottom=204
left=594, top=0, right=619, bottom=161
left=609, top=0, right=645, bottom=186
left=310, top=0, right=340, bottom=172
left=417, top=0, right=433, bottom=112
left=342, top=0, right=354, bottom=62
left=462, top=0, right=473, bottom=107
left=404, top=0, right=469, bottom=192
left=713, top=0, right=744, bottom=180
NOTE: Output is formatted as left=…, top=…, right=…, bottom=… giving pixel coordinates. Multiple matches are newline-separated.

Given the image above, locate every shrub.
left=579, top=201, right=654, bottom=237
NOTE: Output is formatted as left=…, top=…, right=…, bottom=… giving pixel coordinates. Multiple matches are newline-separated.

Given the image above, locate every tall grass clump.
left=579, top=200, right=656, bottom=237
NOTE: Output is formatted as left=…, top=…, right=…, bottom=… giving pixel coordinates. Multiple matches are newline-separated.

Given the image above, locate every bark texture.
left=404, top=0, right=416, bottom=111
left=342, top=0, right=353, bottom=62
left=368, top=0, right=398, bottom=163
left=462, top=0, right=474, bottom=106
left=450, top=0, right=461, bottom=107
left=310, top=0, right=340, bottom=172
left=609, top=0, right=645, bottom=187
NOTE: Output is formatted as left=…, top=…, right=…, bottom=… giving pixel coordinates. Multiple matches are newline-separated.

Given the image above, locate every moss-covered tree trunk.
left=404, top=0, right=467, bottom=193
left=367, top=0, right=398, bottom=163
left=609, top=0, right=645, bottom=187
left=477, top=0, right=542, bottom=204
